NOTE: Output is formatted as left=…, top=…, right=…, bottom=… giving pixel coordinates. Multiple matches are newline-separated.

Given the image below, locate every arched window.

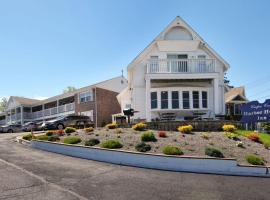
left=164, top=26, right=193, bottom=40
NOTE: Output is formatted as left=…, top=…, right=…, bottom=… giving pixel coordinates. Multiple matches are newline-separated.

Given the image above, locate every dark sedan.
left=1, top=124, right=22, bottom=133
left=41, top=115, right=93, bottom=130
left=21, top=122, right=43, bottom=132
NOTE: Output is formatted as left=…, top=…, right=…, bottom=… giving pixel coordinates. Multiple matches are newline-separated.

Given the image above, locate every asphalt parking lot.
left=0, top=132, right=270, bottom=200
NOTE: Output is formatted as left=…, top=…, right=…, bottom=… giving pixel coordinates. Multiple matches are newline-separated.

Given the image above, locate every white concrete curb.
left=29, top=140, right=270, bottom=177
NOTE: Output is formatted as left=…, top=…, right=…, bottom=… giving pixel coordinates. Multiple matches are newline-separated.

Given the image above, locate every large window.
left=202, top=91, right=208, bottom=108
left=149, top=56, right=159, bottom=73
left=192, top=91, right=199, bottom=109
left=161, top=91, right=168, bottom=109
left=182, top=91, right=190, bottom=109
left=171, top=91, right=179, bottom=109
left=151, top=92, right=157, bottom=109
left=80, top=91, right=92, bottom=103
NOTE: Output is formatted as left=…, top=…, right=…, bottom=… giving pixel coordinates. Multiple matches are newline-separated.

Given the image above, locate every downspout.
left=95, top=87, right=98, bottom=127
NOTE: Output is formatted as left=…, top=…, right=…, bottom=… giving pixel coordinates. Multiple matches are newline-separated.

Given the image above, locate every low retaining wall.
left=147, top=120, right=243, bottom=131
left=30, top=140, right=270, bottom=177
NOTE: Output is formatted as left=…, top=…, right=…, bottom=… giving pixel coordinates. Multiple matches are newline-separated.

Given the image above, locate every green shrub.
left=141, top=131, right=157, bottom=142
left=48, top=135, right=60, bottom=142
left=205, top=147, right=224, bottom=158
left=36, top=135, right=49, bottom=141
left=263, top=141, right=270, bottom=149
left=85, top=138, right=100, bottom=146
left=46, top=131, right=54, bottom=136
left=224, top=132, right=238, bottom=140
left=63, top=136, right=81, bottom=144
left=101, top=140, right=123, bottom=149
left=105, top=123, right=118, bottom=129
left=245, top=154, right=264, bottom=165
left=22, top=134, right=32, bottom=141
left=162, top=146, right=183, bottom=155
left=135, top=142, right=151, bottom=152
left=64, top=127, right=76, bottom=134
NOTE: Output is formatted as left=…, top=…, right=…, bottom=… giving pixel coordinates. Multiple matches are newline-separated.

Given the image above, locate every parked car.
left=1, top=124, right=22, bottom=133
left=41, top=115, right=93, bottom=130
left=21, top=122, right=41, bottom=132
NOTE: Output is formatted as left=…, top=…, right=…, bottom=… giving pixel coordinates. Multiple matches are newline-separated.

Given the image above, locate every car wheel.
left=57, top=124, right=64, bottom=130
left=8, top=129, right=13, bottom=133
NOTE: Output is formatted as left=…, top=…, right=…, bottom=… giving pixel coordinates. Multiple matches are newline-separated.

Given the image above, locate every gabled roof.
left=225, top=86, right=248, bottom=103
left=9, top=96, right=41, bottom=106
left=5, top=76, right=128, bottom=109
left=127, top=16, right=230, bottom=70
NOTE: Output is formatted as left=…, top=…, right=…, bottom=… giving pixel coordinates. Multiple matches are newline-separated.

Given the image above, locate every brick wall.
left=96, top=87, right=121, bottom=127
left=75, top=87, right=121, bottom=127
left=74, top=91, right=96, bottom=124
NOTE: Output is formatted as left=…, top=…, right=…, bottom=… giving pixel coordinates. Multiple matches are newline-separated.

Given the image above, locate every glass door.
left=167, top=54, right=188, bottom=72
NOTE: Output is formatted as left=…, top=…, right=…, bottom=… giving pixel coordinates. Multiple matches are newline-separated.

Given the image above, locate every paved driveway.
left=0, top=133, right=269, bottom=200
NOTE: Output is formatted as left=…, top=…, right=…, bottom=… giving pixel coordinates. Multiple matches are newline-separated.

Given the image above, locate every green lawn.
left=235, top=129, right=270, bottom=146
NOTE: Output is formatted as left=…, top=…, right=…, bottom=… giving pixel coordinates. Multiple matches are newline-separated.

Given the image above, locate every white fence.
left=147, top=59, right=216, bottom=74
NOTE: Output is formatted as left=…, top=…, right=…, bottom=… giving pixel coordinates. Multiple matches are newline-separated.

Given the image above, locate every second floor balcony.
left=32, top=102, right=75, bottom=119
left=147, top=59, right=216, bottom=74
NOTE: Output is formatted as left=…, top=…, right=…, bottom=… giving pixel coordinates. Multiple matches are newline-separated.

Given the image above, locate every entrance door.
left=167, top=54, right=188, bottom=72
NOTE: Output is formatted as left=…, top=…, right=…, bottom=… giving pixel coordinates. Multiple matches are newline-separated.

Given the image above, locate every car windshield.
left=47, top=116, right=66, bottom=123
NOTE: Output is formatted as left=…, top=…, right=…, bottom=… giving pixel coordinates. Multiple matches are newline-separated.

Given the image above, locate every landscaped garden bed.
left=22, top=123, right=270, bottom=166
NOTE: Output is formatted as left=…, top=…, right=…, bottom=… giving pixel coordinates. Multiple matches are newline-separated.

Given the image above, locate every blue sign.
left=241, top=99, right=270, bottom=123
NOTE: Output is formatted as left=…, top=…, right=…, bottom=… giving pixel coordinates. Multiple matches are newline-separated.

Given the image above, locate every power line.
left=244, top=75, right=270, bottom=87
left=246, top=79, right=270, bottom=91
left=248, top=88, right=270, bottom=98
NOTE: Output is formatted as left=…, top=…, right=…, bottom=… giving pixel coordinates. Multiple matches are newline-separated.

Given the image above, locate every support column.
left=145, top=78, right=151, bottom=122
left=21, top=106, right=23, bottom=125
left=14, top=108, right=17, bottom=123
left=214, top=78, right=219, bottom=115
left=57, top=100, right=59, bottom=114
left=42, top=104, right=45, bottom=122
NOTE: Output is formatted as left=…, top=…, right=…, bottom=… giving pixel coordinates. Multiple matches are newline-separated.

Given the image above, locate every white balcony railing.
left=58, top=103, right=75, bottom=113
left=32, top=102, right=75, bottom=119
left=32, top=110, right=43, bottom=119
left=147, top=59, right=216, bottom=74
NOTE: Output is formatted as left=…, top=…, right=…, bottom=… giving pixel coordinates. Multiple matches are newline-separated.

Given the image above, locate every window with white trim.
left=151, top=92, right=158, bottom=109
left=161, top=91, right=168, bottom=109
left=202, top=91, right=208, bottom=108
left=192, top=91, right=199, bottom=109
left=79, top=91, right=92, bottom=103
left=171, top=91, right=179, bottom=109
left=182, top=91, right=190, bottom=109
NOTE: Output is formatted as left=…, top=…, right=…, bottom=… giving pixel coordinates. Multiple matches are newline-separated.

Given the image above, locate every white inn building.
left=117, top=16, right=229, bottom=122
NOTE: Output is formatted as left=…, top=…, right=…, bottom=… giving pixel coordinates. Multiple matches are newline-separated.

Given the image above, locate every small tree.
left=0, top=97, right=8, bottom=112
left=63, top=86, right=76, bottom=94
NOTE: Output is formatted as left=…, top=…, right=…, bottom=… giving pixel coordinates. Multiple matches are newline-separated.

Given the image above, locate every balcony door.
left=167, top=54, right=188, bottom=72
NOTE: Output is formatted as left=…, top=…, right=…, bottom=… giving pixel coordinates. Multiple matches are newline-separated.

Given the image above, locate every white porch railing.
left=32, top=110, right=43, bottom=119
left=147, top=59, right=216, bottom=74
left=58, top=103, right=75, bottom=113
left=32, top=102, right=75, bottom=119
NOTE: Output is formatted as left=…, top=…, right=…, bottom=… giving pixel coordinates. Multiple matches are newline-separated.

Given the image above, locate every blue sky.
left=0, top=0, right=270, bottom=101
